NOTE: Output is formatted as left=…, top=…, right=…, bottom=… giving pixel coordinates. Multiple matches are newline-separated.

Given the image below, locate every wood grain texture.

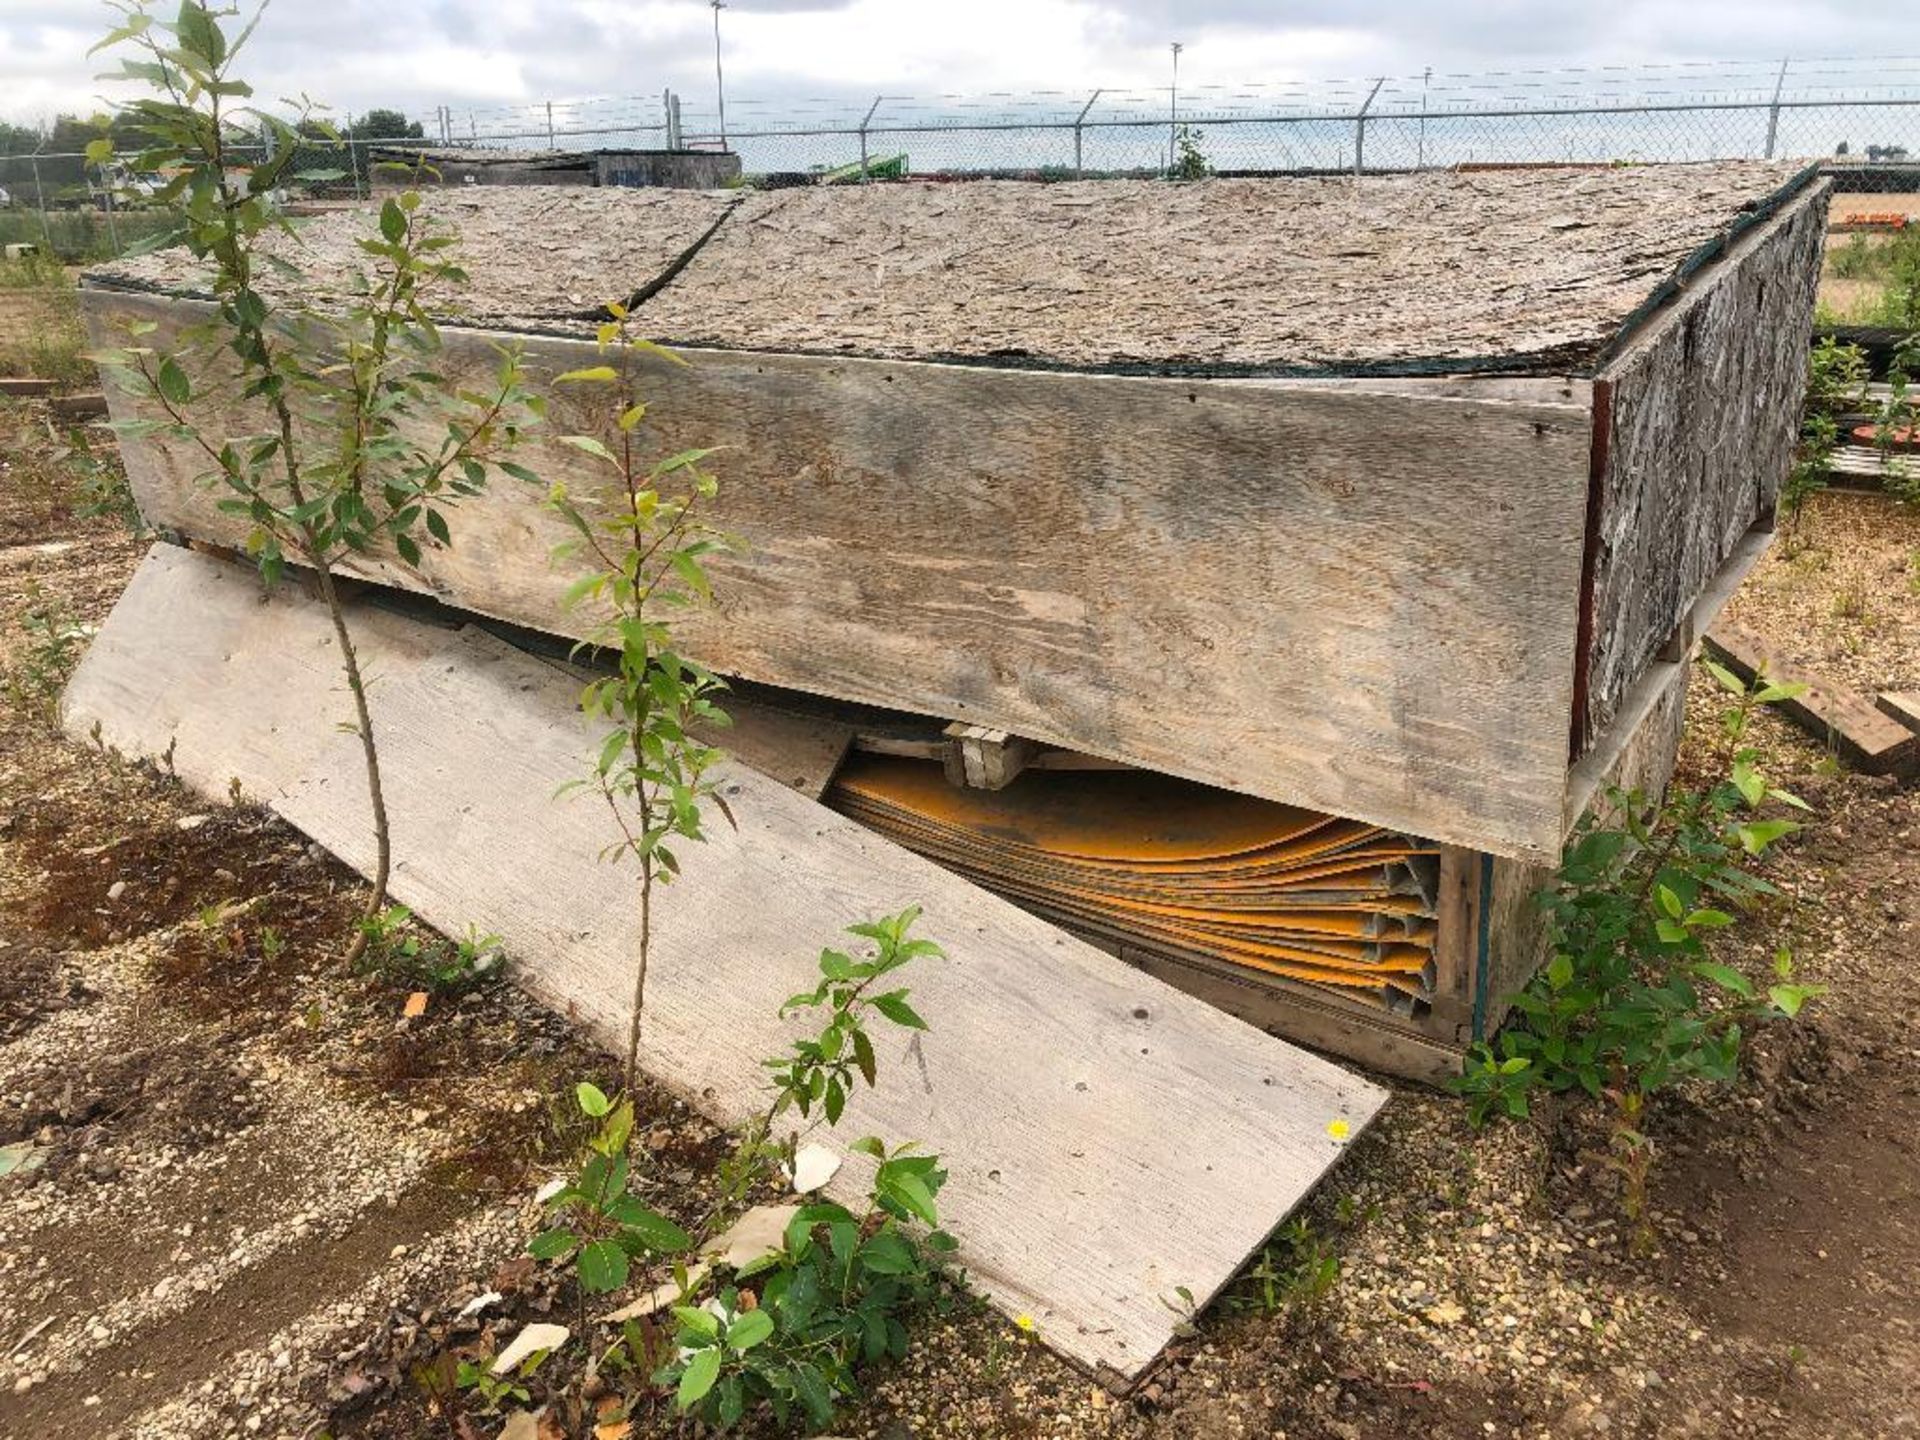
left=83, top=289, right=1593, bottom=863
left=63, top=543, right=1388, bottom=1382
left=1878, top=691, right=1920, bottom=737
left=1581, top=183, right=1829, bottom=749
left=1705, top=620, right=1919, bottom=776
left=58, top=542, right=444, bottom=803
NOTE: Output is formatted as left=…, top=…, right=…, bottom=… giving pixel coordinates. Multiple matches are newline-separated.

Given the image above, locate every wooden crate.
left=79, top=164, right=1823, bottom=1075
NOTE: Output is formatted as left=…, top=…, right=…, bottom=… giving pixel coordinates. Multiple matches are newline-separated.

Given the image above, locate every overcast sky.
left=2, top=0, right=1913, bottom=129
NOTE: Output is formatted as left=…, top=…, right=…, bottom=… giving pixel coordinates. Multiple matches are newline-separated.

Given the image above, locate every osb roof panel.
left=639, top=163, right=1813, bottom=373
left=88, top=186, right=732, bottom=326
left=88, top=162, right=1816, bottom=374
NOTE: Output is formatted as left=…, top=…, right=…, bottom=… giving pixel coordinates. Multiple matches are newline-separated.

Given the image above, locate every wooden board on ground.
left=1704, top=619, right=1919, bottom=776
left=62, top=542, right=1388, bottom=1385
left=1877, top=691, right=1920, bottom=737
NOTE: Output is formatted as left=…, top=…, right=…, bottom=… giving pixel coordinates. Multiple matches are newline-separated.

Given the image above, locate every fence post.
left=1763, top=58, right=1790, bottom=159
left=102, top=173, right=120, bottom=256
left=1073, top=88, right=1103, bottom=178
left=859, top=95, right=883, bottom=181
left=546, top=100, right=556, bottom=151
left=1354, top=76, right=1385, bottom=177
left=29, top=156, right=55, bottom=252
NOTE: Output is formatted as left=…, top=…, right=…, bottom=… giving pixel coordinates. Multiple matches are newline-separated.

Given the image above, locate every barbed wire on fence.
left=6, top=54, right=1920, bottom=227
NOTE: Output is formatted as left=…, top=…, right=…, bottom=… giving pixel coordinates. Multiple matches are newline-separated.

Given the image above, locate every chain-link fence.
left=6, top=56, right=1920, bottom=259
left=423, top=56, right=1920, bottom=178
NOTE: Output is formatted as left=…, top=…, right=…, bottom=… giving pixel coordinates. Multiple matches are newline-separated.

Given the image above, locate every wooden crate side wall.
left=1581, top=184, right=1828, bottom=750
left=1481, top=654, right=1693, bottom=1038
left=83, top=289, right=1593, bottom=863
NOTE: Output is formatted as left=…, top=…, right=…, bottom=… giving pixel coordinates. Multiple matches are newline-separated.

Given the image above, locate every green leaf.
left=672, top=1305, right=720, bottom=1340
left=1655, top=884, right=1684, bottom=920
left=677, top=1346, right=721, bottom=1409
left=851, top=1026, right=877, bottom=1087
left=156, top=356, right=191, bottom=406
left=527, top=1227, right=577, bottom=1260
left=860, top=1228, right=917, bottom=1274
left=725, top=1309, right=774, bottom=1351
left=577, top=1239, right=630, bottom=1293
left=609, top=1201, right=692, bottom=1253
left=176, top=1, right=227, bottom=64
left=1735, top=819, right=1800, bottom=856
left=870, top=991, right=927, bottom=1030
left=576, top=1081, right=611, bottom=1117
left=88, top=14, right=152, bottom=55
left=1692, top=961, right=1754, bottom=1000
left=792, top=1362, right=835, bottom=1424
left=1767, top=983, right=1827, bottom=1018
left=559, top=434, right=619, bottom=465
left=1703, top=660, right=1747, bottom=696
left=380, top=197, right=407, bottom=243
left=554, top=366, right=620, bottom=384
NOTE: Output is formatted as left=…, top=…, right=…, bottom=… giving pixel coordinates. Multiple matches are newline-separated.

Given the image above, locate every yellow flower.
left=1326, top=1117, right=1352, bottom=1143
left=1015, top=1314, right=1036, bottom=1332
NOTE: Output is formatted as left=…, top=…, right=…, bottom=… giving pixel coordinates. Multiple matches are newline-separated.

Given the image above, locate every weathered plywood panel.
left=94, top=187, right=737, bottom=327
left=1581, top=182, right=1828, bottom=748
left=90, top=165, right=1815, bottom=374
left=83, top=289, right=1593, bottom=863
left=58, top=544, right=444, bottom=803
left=64, top=543, right=1388, bottom=1383
left=637, top=166, right=1814, bottom=373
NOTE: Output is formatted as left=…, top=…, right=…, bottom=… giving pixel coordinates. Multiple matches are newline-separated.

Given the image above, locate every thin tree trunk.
left=626, top=856, right=653, bottom=1092
left=311, top=558, right=391, bottom=968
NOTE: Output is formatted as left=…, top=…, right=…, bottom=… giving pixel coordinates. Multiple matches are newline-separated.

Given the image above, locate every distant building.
left=369, top=146, right=742, bottom=191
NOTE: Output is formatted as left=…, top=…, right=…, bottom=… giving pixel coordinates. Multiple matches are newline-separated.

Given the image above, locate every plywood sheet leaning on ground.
left=80, top=290, right=1594, bottom=862
left=63, top=543, right=1389, bottom=1384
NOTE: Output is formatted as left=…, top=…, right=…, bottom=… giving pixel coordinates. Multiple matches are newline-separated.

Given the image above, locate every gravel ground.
left=0, top=394, right=1916, bottom=1440
left=1725, top=491, right=1920, bottom=696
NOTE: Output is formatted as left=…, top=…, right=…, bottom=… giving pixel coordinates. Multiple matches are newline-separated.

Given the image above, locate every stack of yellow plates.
left=829, top=755, right=1439, bottom=1015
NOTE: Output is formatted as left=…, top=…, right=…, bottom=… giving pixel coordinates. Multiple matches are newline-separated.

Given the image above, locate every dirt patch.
left=1729, top=492, right=1920, bottom=697
left=1, top=1037, right=262, bottom=1184
left=10, top=798, right=304, bottom=949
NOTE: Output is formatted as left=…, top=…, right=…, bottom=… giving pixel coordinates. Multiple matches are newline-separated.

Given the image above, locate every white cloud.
left=2, top=0, right=1916, bottom=132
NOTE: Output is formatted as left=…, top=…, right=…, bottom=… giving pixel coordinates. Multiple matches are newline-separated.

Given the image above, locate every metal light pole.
left=712, top=1, right=729, bottom=148
left=1169, top=41, right=1183, bottom=174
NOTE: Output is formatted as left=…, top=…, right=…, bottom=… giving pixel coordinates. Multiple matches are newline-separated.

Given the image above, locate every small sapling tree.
left=525, top=910, right=955, bottom=1433
left=1457, top=661, right=1826, bottom=1249
left=547, top=307, right=731, bottom=1091
left=89, top=1, right=541, bottom=961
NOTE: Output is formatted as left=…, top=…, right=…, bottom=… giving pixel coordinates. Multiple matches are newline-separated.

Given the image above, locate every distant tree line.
left=1, top=108, right=430, bottom=202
